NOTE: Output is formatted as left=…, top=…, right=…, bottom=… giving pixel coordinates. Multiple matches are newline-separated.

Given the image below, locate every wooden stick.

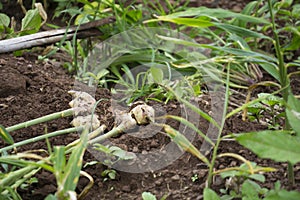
left=0, top=17, right=115, bottom=53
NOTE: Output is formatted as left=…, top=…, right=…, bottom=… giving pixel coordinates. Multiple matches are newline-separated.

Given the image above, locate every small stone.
left=214, top=176, right=223, bottom=186
left=230, top=161, right=237, bottom=167
left=117, top=144, right=128, bottom=151
left=121, top=185, right=131, bottom=192
left=155, top=178, right=163, bottom=186
left=141, top=150, right=148, bottom=155
left=132, top=146, right=139, bottom=153
left=219, top=164, right=225, bottom=169
left=150, top=140, right=159, bottom=148
left=232, top=5, right=242, bottom=12
left=171, top=174, right=180, bottom=181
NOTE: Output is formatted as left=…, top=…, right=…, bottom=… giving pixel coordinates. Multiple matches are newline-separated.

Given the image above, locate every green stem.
left=6, top=109, right=74, bottom=132
left=0, top=127, right=82, bottom=153
left=88, top=125, right=124, bottom=145
left=267, top=0, right=294, bottom=187
left=207, top=63, right=231, bottom=187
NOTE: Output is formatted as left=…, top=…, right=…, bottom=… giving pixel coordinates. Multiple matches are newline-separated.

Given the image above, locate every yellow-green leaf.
left=0, top=125, right=14, bottom=145
left=163, top=125, right=210, bottom=166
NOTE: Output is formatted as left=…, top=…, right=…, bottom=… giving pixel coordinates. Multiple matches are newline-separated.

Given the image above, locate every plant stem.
left=0, top=127, right=82, bottom=153
left=207, top=63, right=231, bottom=187
left=267, top=0, right=294, bottom=187
left=66, top=125, right=106, bottom=153
left=88, top=125, right=124, bottom=145
left=6, top=108, right=74, bottom=132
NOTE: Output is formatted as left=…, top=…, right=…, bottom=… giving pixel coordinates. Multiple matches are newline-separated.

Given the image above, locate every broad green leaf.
left=150, top=67, right=164, bottom=83
left=249, top=174, right=265, bottom=183
left=142, top=192, right=157, bottom=200
left=21, top=8, right=41, bottom=35
left=203, top=188, right=220, bottom=200
left=286, top=94, right=300, bottom=135
left=241, top=180, right=260, bottom=200
left=0, top=13, right=10, bottom=27
left=0, top=125, right=14, bottom=145
left=235, top=130, right=300, bottom=165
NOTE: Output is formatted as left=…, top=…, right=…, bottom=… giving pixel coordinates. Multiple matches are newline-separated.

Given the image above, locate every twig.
left=0, top=17, right=116, bottom=53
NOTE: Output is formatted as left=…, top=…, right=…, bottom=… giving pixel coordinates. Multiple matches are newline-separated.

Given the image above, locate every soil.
left=0, top=1, right=300, bottom=200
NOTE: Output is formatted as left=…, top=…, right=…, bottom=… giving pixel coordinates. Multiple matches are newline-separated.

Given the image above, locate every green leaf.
left=292, top=4, right=300, bottom=18
left=163, top=125, right=210, bottom=166
left=0, top=13, right=10, bottom=27
left=258, top=93, right=283, bottom=107
left=233, top=1, right=260, bottom=27
left=0, top=125, right=14, bottom=145
left=61, top=128, right=88, bottom=192
left=110, top=146, right=136, bottom=160
left=21, top=8, right=41, bottom=35
left=150, top=16, right=214, bottom=28
left=45, top=194, right=57, bottom=200
left=52, top=146, right=66, bottom=184
left=235, top=130, right=300, bottom=165
left=286, top=94, right=300, bottom=135
left=264, top=188, right=300, bottom=200
left=241, top=180, right=260, bottom=200
left=142, top=192, right=157, bottom=200
left=147, top=7, right=269, bottom=24
left=260, top=63, right=279, bottom=81
left=150, top=67, right=164, bottom=83
left=164, top=115, right=214, bottom=146
left=214, top=23, right=271, bottom=39
left=203, top=188, right=220, bottom=200
left=249, top=174, right=265, bottom=183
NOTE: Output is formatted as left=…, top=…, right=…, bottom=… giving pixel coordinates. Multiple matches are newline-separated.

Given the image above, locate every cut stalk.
left=0, top=127, right=82, bottom=153
left=6, top=108, right=74, bottom=132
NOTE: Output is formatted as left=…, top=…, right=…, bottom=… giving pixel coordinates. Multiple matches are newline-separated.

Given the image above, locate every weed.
left=101, top=169, right=117, bottom=181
